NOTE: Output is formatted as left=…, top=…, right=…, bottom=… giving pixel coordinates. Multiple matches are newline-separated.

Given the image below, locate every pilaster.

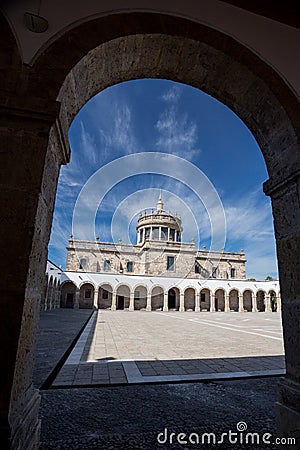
left=129, top=292, right=134, bottom=311
left=225, top=293, right=230, bottom=312
left=74, top=288, right=80, bottom=309
left=195, top=292, right=200, bottom=312
left=163, top=291, right=168, bottom=311
left=111, top=292, right=117, bottom=310
left=179, top=292, right=185, bottom=312
left=93, top=288, right=99, bottom=309
left=252, top=293, right=258, bottom=312
left=210, top=294, right=216, bottom=312
left=238, top=293, right=244, bottom=312
left=146, top=293, right=152, bottom=311
left=265, top=294, right=272, bottom=312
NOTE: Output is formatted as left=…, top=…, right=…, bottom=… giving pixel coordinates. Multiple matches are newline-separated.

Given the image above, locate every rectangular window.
left=134, top=290, right=140, bottom=300
left=145, top=227, right=151, bottom=239
left=161, top=227, right=168, bottom=240
left=212, top=267, right=217, bottom=278
left=201, top=293, right=206, bottom=302
left=102, top=289, right=108, bottom=299
left=85, top=289, right=92, bottom=299
left=230, top=268, right=236, bottom=278
left=169, top=228, right=175, bottom=241
left=152, top=227, right=159, bottom=240
left=195, top=263, right=200, bottom=274
left=127, top=261, right=133, bottom=272
left=104, top=260, right=111, bottom=271
left=167, top=256, right=175, bottom=271
left=80, top=258, right=87, bottom=270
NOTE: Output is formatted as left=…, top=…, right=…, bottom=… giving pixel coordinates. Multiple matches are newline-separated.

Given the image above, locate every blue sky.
left=49, top=79, right=278, bottom=280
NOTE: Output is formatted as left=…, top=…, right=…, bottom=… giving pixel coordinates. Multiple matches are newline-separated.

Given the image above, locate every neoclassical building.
left=59, top=194, right=280, bottom=313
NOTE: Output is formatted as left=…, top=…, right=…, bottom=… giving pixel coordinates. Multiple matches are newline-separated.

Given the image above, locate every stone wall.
left=66, top=241, right=246, bottom=280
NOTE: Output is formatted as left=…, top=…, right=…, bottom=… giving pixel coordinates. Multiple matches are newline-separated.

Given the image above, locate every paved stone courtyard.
left=52, top=310, right=285, bottom=387
left=35, top=310, right=287, bottom=449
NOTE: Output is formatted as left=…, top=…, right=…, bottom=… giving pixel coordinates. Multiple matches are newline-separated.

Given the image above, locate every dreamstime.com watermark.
left=157, top=422, right=296, bottom=446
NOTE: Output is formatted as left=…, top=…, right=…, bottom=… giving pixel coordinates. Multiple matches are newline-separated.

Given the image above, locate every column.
left=264, top=174, right=300, bottom=434
left=167, top=228, right=170, bottom=241
left=137, top=230, right=141, bottom=243
left=163, top=291, right=168, bottom=311
left=129, top=292, right=134, bottom=311
left=265, top=294, right=272, bottom=312
left=146, top=292, right=151, bottom=311
left=0, top=89, right=65, bottom=449
left=277, top=293, right=281, bottom=313
left=175, top=230, right=178, bottom=242
left=225, top=293, right=230, bottom=312
left=111, top=292, right=117, bottom=310
left=179, top=292, right=185, bottom=312
left=93, top=288, right=99, bottom=309
left=252, top=293, right=258, bottom=312
left=195, top=292, right=200, bottom=312
left=238, top=293, right=244, bottom=312
left=74, top=288, right=80, bottom=309
left=210, top=294, right=216, bottom=312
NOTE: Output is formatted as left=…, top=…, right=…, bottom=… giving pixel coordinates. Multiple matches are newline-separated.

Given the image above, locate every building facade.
left=60, top=195, right=280, bottom=313
left=66, top=194, right=246, bottom=280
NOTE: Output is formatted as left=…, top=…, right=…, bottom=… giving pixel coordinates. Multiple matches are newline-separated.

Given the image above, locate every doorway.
left=66, top=293, right=74, bottom=308
left=117, top=296, right=125, bottom=310
left=168, top=289, right=176, bottom=309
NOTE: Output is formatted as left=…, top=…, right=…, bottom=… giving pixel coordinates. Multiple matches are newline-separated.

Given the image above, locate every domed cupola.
left=136, top=192, right=183, bottom=244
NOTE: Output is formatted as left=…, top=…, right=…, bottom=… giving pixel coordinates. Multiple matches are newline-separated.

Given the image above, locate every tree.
left=265, top=275, right=274, bottom=281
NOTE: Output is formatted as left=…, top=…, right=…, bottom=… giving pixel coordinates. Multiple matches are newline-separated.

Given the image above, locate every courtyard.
left=52, top=310, right=285, bottom=388
left=35, top=309, right=286, bottom=449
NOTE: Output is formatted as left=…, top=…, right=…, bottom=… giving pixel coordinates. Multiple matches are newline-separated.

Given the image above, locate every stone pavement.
left=34, top=309, right=92, bottom=388
left=52, top=310, right=285, bottom=387
left=35, top=309, right=287, bottom=449
left=40, top=378, right=281, bottom=449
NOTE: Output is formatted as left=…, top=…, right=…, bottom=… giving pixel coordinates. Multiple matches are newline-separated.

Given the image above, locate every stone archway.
left=98, top=284, right=113, bottom=309
left=229, top=289, right=239, bottom=312
left=184, top=288, right=196, bottom=311
left=243, top=290, right=253, bottom=312
left=1, top=9, right=300, bottom=448
left=151, top=286, right=164, bottom=311
left=215, top=289, right=225, bottom=312
left=200, top=288, right=211, bottom=311
left=79, top=283, right=94, bottom=309
left=134, top=285, right=147, bottom=310
left=116, top=285, right=130, bottom=310
left=268, top=290, right=277, bottom=312
left=60, top=282, right=77, bottom=308
left=257, top=290, right=266, bottom=312
left=168, top=288, right=177, bottom=310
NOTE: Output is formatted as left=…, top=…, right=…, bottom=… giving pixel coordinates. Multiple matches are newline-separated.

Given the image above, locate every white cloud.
left=224, top=190, right=278, bottom=280
left=161, top=85, right=182, bottom=103
left=155, top=105, right=200, bottom=160
left=99, top=102, right=137, bottom=154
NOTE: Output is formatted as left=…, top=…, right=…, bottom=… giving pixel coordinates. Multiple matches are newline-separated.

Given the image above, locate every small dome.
left=136, top=193, right=182, bottom=244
